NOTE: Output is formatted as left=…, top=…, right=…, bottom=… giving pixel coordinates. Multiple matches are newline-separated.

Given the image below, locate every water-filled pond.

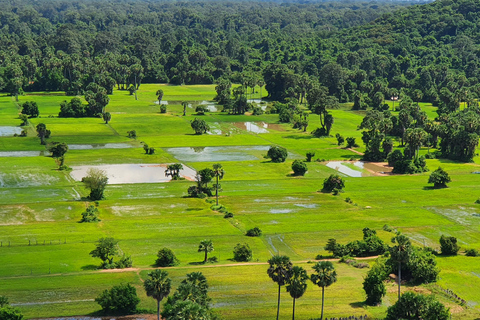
left=0, top=126, right=22, bottom=136
left=70, top=164, right=196, bottom=184
left=326, top=161, right=390, bottom=177
left=0, top=151, right=47, bottom=157
left=166, top=145, right=270, bottom=162
left=68, top=143, right=135, bottom=150
left=232, top=122, right=285, bottom=134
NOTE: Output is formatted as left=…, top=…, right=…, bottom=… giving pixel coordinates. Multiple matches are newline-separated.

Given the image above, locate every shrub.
left=127, top=130, right=137, bottom=139
left=465, top=249, right=479, bottom=257
left=80, top=205, right=100, bottom=222
left=385, top=292, right=449, bottom=320
left=475, top=199, right=480, bottom=204
left=233, top=243, right=252, bottom=262
left=387, top=149, right=403, bottom=166
left=156, top=248, right=179, bottom=267
left=291, top=160, right=307, bottom=176
left=19, top=114, right=28, bottom=126
left=322, top=174, right=345, bottom=193
left=160, top=105, right=167, bottom=113
left=115, top=254, right=133, bottom=268
left=363, top=260, right=387, bottom=305
left=346, top=137, right=358, bottom=148
left=207, top=256, right=218, bottom=263
left=265, top=146, right=288, bottom=163
left=195, top=106, right=208, bottom=115
left=21, top=101, right=39, bottom=118
left=82, top=168, right=108, bottom=201
left=191, top=118, right=210, bottom=135
left=95, top=283, right=140, bottom=315
left=440, top=235, right=459, bottom=255
left=335, top=133, right=345, bottom=146
left=428, top=167, right=451, bottom=188
left=305, top=152, right=315, bottom=162
left=246, top=227, right=262, bottom=237
left=311, top=127, right=327, bottom=137
left=252, top=106, right=263, bottom=115
left=224, top=212, right=234, bottom=218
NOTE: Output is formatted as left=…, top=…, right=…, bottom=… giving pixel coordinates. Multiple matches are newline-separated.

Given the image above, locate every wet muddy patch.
left=166, top=145, right=269, bottom=162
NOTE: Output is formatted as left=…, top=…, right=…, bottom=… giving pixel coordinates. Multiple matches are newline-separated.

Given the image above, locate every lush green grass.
left=0, top=87, right=479, bottom=319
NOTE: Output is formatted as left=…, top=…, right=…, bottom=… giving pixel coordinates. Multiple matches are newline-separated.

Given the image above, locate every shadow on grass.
left=281, top=135, right=315, bottom=140
left=188, top=261, right=206, bottom=266
left=350, top=301, right=366, bottom=308
left=186, top=208, right=203, bottom=211
left=340, top=154, right=363, bottom=159
left=81, top=264, right=99, bottom=271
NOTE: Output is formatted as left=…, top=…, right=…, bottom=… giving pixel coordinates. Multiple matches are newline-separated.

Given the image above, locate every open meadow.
left=0, top=84, right=479, bottom=319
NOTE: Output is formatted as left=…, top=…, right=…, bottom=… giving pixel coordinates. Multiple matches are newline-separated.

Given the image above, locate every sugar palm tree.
left=198, top=239, right=214, bottom=263
left=212, top=163, right=224, bottom=206
left=156, top=89, right=164, bottom=107
left=286, top=266, right=308, bottom=320
left=310, top=261, right=337, bottom=320
left=182, top=101, right=188, bottom=116
left=267, top=255, right=293, bottom=320
left=144, top=269, right=171, bottom=320
left=390, top=233, right=411, bottom=300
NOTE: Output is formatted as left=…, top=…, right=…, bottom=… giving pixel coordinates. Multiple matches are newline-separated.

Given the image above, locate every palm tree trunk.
left=276, top=284, right=281, bottom=320
left=321, top=286, right=325, bottom=320
left=398, top=262, right=401, bottom=300
left=204, top=250, right=208, bottom=263
left=157, top=299, right=160, bottom=320
left=215, top=175, right=219, bottom=206
left=292, top=297, right=296, bottom=320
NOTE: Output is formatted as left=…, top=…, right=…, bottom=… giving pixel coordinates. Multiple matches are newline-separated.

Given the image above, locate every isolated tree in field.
left=363, top=259, right=387, bottom=305
left=165, top=163, right=183, bottom=180
left=335, top=133, right=344, bottom=146
left=233, top=243, right=252, bottom=262
left=144, top=269, right=172, bottom=320
left=286, top=266, right=308, bottom=320
left=21, top=101, right=39, bottom=118
left=191, top=118, right=210, bottom=135
left=82, top=168, right=109, bottom=200
left=90, top=237, right=119, bottom=268
left=292, top=160, right=307, bottom=176
left=198, top=239, right=214, bottom=263
left=212, top=163, right=224, bottom=205
left=19, top=114, right=29, bottom=126
left=95, top=283, right=140, bottom=315
left=80, top=205, right=100, bottom=222
left=156, top=89, right=164, bottom=107
left=428, top=167, right=451, bottom=188
left=390, top=233, right=411, bottom=300
left=311, top=261, right=337, bottom=320
left=156, top=248, right=179, bottom=267
left=48, top=141, right=68, bottom=158
left=322, top=174, right=344, bottom=193
left=440, top=235, right=460, bottom=255
left=266, top=146, right=288, bottom=163
left=182, top=101, right=188, bottom=116
left=36, top=123, right=50, bottom=145
left=267, top=255, right=293, bottom=320
left=385, top=292, right=449, bottom=320
left=103, top=112, right=111, bottom=124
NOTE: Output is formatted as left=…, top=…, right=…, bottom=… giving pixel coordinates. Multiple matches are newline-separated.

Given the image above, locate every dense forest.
left=1, top=0, right=480, bottom=162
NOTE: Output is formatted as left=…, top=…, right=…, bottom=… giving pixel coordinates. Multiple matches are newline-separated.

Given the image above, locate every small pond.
left=154, top=100, right=168, bottom=105
left=0, top=151, right=47, bottom=157
left=68, top=143, right=135, bottom=150
left=199, top=101, right=218, bottom=112
left=0, top=126, right=22, bottom=137
left=326, top=161, right=390, bottom=177
left=232, top=122, right=285, bottom=134
left=70, top=164, right=196, bottom=184
left=166, top=145, right=270, bottom=162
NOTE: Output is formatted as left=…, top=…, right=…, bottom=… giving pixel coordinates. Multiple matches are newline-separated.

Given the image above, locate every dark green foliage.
left=266, top=146, right=288, bottom=163
left=103, top=112, right=112, bottom=124
left=89, top=237, right=119, bottom=268
left=465, top=249, right=479, bottom=257
left=144, top=269, right=171, bottom=320
left=291, top=160, right=307, bottom=176
left=80, top=205, right=100, bottom=223
left=165, top=163, right=183, bottom=180
left=385, top=292, right=449, bottom=320
left=48, top=141, right=68, bottom=158
left=393, top=155, right=428, bottom=174
left=335, top=133, right=344, bottom=146
left=440, top=235, right=460, bottom=255
left=59, top=98, right=86, bottom=118
left=36, top=123, right=51, bottom=145
left=267, top=255, right=293, bottom=320
left=95, top=283, right=140, bottom=315
left=428, top=167, right=451, bottom=188
left=85, top=83, right=110, bottom=116
left=195, top=106, right=208, bottom=115
left=387, top=150, right=403, bottom=167
left=324, top=228, right=388, bottom=258
left=19, top=114, right=29, bottom=126
left=346, top=137, right=358, bottom=148
left=156, top=248, right=179, bottom=267
left=160, top=105, right=167, bottom=113
left=322, top=174, right=344, bottom=193
left=363, top=259, right=387, bottom=306
left=305, top=152, right=315, bottom=162
left=0, top=296, right=23, bottom=320
left=115, top=254, right=133, bottom=269
left=224, top=212, right=233, bottom=218
left=21, top=101, right=39, bottom=118
left=252, top=106, right=263, bottom=115
left=127, top=130, right=137, bottom=139
left=246, top=227, right=262, bottom=237
left=82, top=168, right=108, bottom=200
left=190, top=118, right=210, bottom=135
left=233, top=243, right=252, bottom=262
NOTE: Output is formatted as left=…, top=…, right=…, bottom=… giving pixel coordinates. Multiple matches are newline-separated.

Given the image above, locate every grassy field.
left=0, top=84, right=479, bottom=319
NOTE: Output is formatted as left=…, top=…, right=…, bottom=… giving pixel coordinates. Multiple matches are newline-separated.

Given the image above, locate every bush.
left=160, top=105, right=167, bottom=113
left=233, top=243, right=252, bottom=262
left=291, top=160, right=307, bottom=176
left=246, top=227, right=262, bottom=237
left=363, top=260, right=387, bottom=305
left=95, top=283, right=140, bottom=315
left=265, top=146, right=288, bottom=163
left=440, top=235, right=459, bottom=255
left=311, top=127, right=327, bottom=137
left=115, top=254, right=133, bottom=268
left=127, top=130, right=137, bottom=139
left=385, top=292, right=449, bottom=320
left=207, top=256, right=218, bottom=263
left=346, top=137, right=358, bottom=148
left=21, top=101, right=39, bottom=118
left=195, top=106, right=208, bottom=115
left=80, top=205, right=101, bottom=222
left=335, top=133, right=345, bottom=146
left=465, top=248, right=479, bottom=257
left=252, top=106, right=263, bottom=115
left=475, top=198, right=480, bottom=204
left=322, top=174, right=345, bottom=193
left=82, top=168, right=108, bottom=201
left=428, top=167, right=451, bottom=188
left=156, top=248, right=180, bottom=267
left=224, top=212, right=234, bottom=218
left=387, top=149, right=403, bottom=166
left=305, top=152, right=315, bottom=162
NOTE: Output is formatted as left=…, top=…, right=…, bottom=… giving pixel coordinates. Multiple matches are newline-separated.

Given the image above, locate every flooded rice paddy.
left=70, top=163, right=196, bottom=184
left=326, top=161, right=391, bottom=177
left=232, top=122, right=285, bottom=133
left=0, top=151, right=47, bottom=157
left=68, top=143, right=135, bottom=150
left=0, top=126, right=22, bottom=136
left=166, top=145, right=269, bottom=162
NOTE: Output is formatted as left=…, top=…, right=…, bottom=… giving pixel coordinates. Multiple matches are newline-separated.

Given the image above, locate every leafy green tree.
left=19, top=114, right=29, bottom=126
left=214, top=78, right=232, bottom=105
left=156, top=248, right=179, bottom=267
left=385, top=292, right=449, bottom=320
left=390, top=233, right=411, bottom=300
left=346, top=137, right=357, bottom=148
left=0, top=296, right=23, bottom=320
left=190, top=118, right=210, bottom=135
left=322, top=174, right=345, bottom=193
left=21, top=101, right=39, bottom=118
left=291, top=160, right=307, bottom=176
left=267, top=255, right=293, bottom=320
left=156, top=89, right=164, bottom=107
left=82, top=168, right=109, bottom=200
left=266, top=146, right=288, bottom=163
left=144, top=270, right=172, bottom=320
left=246, top=227, right=262, bottom=237
left=59, top=98, right=86, bottom=118
left=85, top=83, right=110, bottom=116
left=80, top=205, right=100, bottom=222
left=363, top=259, right=387, bottom=305
left=310, top=261, right=337, bottom=320
left=48, top=141, right=68, bottom=158
left=286, top=266, right=308, bottom=320
left=212, top=163, right=224, bottom=206
left=36, top=123, right=50, bottom=145
left=95, top=283, right=140, bottom=315
left=198, top=239, right=214, bottom=263
left=233, top=243, right=252, bottom=262
left=182, top=101, right=188, bottom=116
left=90, top=237, right=119, bottom=268
left=306, top=152, right=315, bottom=162
left=165, top=163, right=183, bottom=180
left=428, top=167, right=451, bottom=188
left=103, top=112, right=112, bottom=124
left=440, top=235, right=460, bottom=255
left=335, top=133, right=345, bottom=146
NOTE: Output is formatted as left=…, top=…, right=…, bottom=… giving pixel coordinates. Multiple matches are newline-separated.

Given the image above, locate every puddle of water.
left=70, top=164, right=196, bottom=184
left=206, top=122, right=223, bottom=135
left=199, top=101, right=218, bottom=112
left=0, top=151, right=47, bottom=157
left=294, top=203, right=318, bottom=209
left=327, top=161, right=389, bottom=177
left=270, top=209, right=294, bottom=214
left=68, top=143, right=135, bottom=150
left=0, top=126, right=22, bottom=136
left=326, top=161, right=363, bottom=177
left=154, top=100, right=168, bottom=105
left=166, top=145, right=270, bottom=162
left=233, top=122, right=284, bottom=133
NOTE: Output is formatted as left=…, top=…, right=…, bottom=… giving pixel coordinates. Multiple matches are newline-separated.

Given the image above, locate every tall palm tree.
left=267, top=255, right=293, bottom=320
left=310, top=261, right=337, bottom=320
left=198, top=239, right=214, bottom=263
left=144, top=269, right=172, bottom=320
left=212, top=163, right=224, bottom=206
left=182, top=101, right=188, bottom=116
left=286, top=266, right=308, bottom=320
left=390, top=233, right=411, bottom=300
left=156, top=89, right=164, bottom=107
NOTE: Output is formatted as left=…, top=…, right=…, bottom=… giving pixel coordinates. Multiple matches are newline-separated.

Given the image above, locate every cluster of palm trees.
left=268, top=255, right=337, bottom=320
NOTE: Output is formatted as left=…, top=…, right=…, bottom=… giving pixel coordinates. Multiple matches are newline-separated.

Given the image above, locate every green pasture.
left=0, top=87, right=479, bottom=319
